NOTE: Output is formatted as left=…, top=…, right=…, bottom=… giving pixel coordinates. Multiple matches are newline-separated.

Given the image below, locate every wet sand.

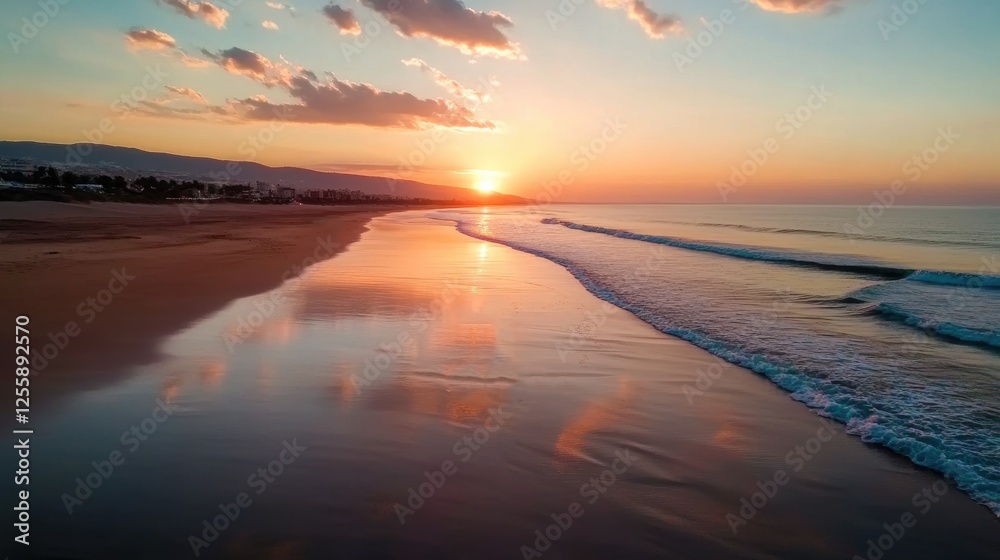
left=0, top=201, right=390, bottom=400
left=22, top=211, right=999, bottom=559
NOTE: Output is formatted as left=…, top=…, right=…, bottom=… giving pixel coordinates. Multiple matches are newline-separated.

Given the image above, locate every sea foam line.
left=542, top=219, right=1000, bottom=289
left=445, top=217, right=1000, bottom=517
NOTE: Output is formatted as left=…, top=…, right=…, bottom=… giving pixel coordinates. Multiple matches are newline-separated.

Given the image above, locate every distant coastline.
left=0, top=140, right=526, bottom=205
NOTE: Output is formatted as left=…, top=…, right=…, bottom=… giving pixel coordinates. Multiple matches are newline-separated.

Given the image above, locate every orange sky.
left=1, top=0, right=998, bottom=203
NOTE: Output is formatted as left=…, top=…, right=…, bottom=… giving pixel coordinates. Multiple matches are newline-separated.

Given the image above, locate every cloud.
left=124, top=28, right=177, bottom=51
left=265, top=1, right=295, bottom=12
left=231, top=75, right=495, bottom=129
left=159, top=0, right=230, bottom=28
left=199, top=47, right=493, bottom=129
left=165, top=86, right=208, bottom=104
left=201, top=47, right=295, bottom=86
left=402, top=58, right=495, bottom=105
left=359, top=0, right=523, bottom=59
left=180, top=52, right=212, bottom=67
left=322, top=3, right=361, bottom=35
left=262, top=20, right=280, bottom=30
left=595, top=0, right=683, bottom=38
left=130, top=41, right=494, bottom=130
left=132, top=100, right=233, bottom=120
left=122, top=28, right=213, bottom=68
left=745, top=0, right=844, bottom=13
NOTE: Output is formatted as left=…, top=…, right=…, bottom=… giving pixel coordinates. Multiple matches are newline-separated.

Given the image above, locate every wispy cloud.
left=402, top=58, right=495, bottom=105
left=180, top=52, right=212, bottom=67
left=322, top=3, right=361, bottom=35
left=164, top=85, right=208, bottom=104
left=158, top=0, right=230, bottom=28
left=265, top=0, right=296, bottom=14
left=123, top=28, right=212, bottom=66
left=359, top=0, right=523, bottom=59
left=745, top=0, right=845, bottom=14
left=262, top=20, right=280, bottom=30
left=595, top=0, right=683, bottom=38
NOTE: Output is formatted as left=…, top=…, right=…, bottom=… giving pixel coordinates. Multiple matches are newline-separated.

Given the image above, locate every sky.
left=1, top=0, right=998, bottom=203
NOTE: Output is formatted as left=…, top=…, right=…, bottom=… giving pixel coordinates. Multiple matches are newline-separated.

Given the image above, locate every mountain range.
left=0, top=141, right=523, bottom=203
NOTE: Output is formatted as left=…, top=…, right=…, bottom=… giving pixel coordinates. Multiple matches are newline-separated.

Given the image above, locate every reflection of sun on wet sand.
left=26, top=210, right=1000, bottom=560
left=371, top=322, right=513, bottom=426
left=0, top=201, right=389, bottom=402
left=199, top=359, right=227, bottom=388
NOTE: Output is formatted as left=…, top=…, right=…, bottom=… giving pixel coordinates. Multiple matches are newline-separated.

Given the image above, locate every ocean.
left=435, top=204, right=1000, bottom=516
left=25, top=204, right=1000, bottom=559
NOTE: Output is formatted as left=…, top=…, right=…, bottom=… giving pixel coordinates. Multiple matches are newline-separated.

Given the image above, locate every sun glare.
left=476, top=178, right=496, bottom=193
left=470, top=170, right=501, bottom=193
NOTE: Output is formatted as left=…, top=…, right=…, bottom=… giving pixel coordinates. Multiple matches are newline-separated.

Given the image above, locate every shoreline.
left=25, top=211, right=999, bottom=559
left=1, top=201, right=397, bottom=401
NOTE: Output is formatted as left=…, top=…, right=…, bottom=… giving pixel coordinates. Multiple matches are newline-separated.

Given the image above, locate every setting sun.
left=476, top=178, right=496, bottom=193
left=472, top=170, right=501, bottom=193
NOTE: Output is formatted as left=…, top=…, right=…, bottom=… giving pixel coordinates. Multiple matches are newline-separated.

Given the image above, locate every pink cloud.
left=746, top=0, right=845, bottom=14
left=359, top=0, right=523, bottom=59
left=159, top=0, right=230, bottom=28
left=179, top=52, right=212, bottom=67
left=195, top=47, right=493, bottom=129
left=322, top=3, right=361, bottom=35
left=231, top=76, right=495, bottom=129
left=596, top=0, right=683, bottom=38
left=165, top=86, right=208, bottom=104
left=200, top=47, right=295, bottom=87
left=402, top=58, right=495, bottom=106
left=124, top=28, right=177, bottom=51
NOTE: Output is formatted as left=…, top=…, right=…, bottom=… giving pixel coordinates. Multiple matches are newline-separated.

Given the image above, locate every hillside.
left=0, top=141, right=524, bottom=203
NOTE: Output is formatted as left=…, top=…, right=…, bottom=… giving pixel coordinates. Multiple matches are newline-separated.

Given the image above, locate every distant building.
left=75, top=183, right=104, bottom=193
left=0, top=157, right=37, bottom=173
left=278, top=186, right=296, bottom=199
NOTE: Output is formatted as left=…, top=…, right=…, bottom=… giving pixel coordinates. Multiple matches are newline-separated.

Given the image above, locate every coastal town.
left=0, top=156, right=466, bottom=205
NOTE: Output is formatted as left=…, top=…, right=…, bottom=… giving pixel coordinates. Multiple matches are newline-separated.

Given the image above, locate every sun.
left=469, top=170, right=502, bottom=193
left=476, top=177, right=497, bottom=193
